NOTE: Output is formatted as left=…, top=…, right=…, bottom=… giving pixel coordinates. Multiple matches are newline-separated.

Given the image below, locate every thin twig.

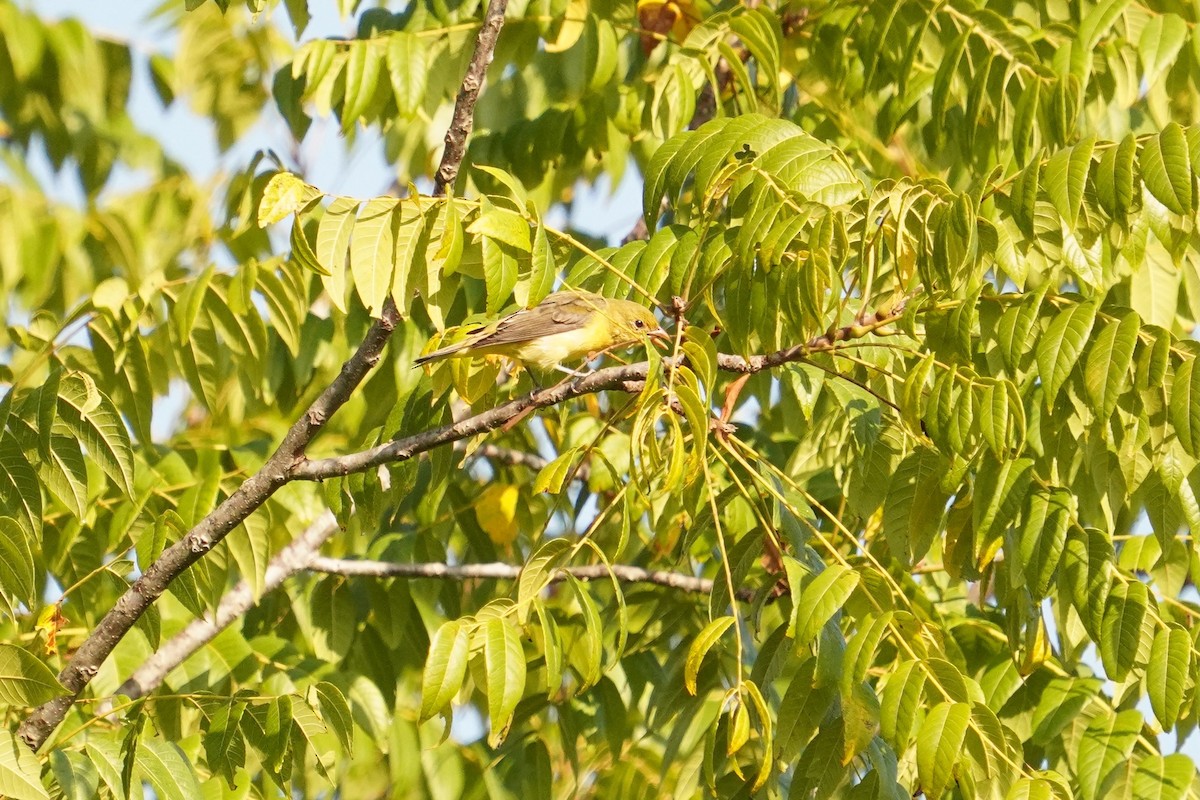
left=307, top=556, right=725, bottom=595
left=114, top=544, right=742, bottom=701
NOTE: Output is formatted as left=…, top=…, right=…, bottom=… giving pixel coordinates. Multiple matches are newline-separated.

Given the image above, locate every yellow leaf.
left=544, top=0, right=587, bottom=53
left=476, top=485, right=521, bottom=545
left=258, top=172, right=319, bottom=227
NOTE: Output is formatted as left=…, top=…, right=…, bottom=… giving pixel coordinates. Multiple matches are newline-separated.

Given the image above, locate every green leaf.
left=291, top=698, right=339, bottom=780
left=516, top=537, right=573, bottom=623
left=996, top=286, right=1046, bottom=371
left=566, top=575, right=602, bottom=690
left=225, top=513, right=270, bottom=601
left=37, top=434, right=88, bottom=515
left=1018, top=489, right=1071, bottom=599
left=1138, top=14, right=1188, bottom=87
left=776, top=658, right=832, bottom=762
left=684, top=615, right=735, bottom=695
left=916, top=702, right=970, bottom=800
left=0, top=517, right=34, bottom=610
left=242, top=696, right=293, bottom=780
left=389, top=201, right=424, bottom=314
left=740, top=678, right=774, bottom=791
left=529, top=221, right=557, bottom=305
left=1141, top=123, right=1194, bottom=216
left=310, top=576, right=356, bottom=661
left=841, top=682, right=881, bottom=765
left=1061, top=527, right=1112, bottom=639
left=789, top=718, right=850, bottom=797
left=1098, top=580, right=1148, bottom=681
left=1132, top=754, right=1194, bottom=800
left=350, top=197, right=399, bottom=315
left=841, top=612, right=892, bottom=695
left=482, top=616, right=526, bottom=747
left=1146, top=625, right=1191, bottom=730
left=0, top=644, right=66, bottom=706
left=531, top=448, right=580, bottom=496
left=0, top=437, right=41, bottom=540
left=1078, top=710, right=1140, bottom=800
left=84, top=737, right=123, bottom=798
left=1012, top=80, right=1040, bottom=166
left=50, top=749, right=99, bottom=800
left=979, top=381, right=1015, bottom=458
left=880, top=660, right=926, bottom=751
left=930, top=31, right=969, bottom=145
left=1096, top=133, right=1137, bottom=218
left=791, top=564, right=858, bottom=649
left=474, top=166, right=530, bottom=210
left=1078, top=0, right=1131, bottom=51
left=883, top=448, right=950, bottom=565
left=1169, top=356, right=1200, bottom=458
left=0, top=730, right=50, bottom=800
left=288, top=212, right=325, bottom=274
left=35, top=364, right=59, bottom=454
left=386, top=32, right=427, bottom=117
left=55, top=374, right=133, bottom=498
left=341, top=39, right=382, bottom=131
left=974, top=456, right=1034, bottom=563
left=1006, top=778, right=1055, bottom=800
left=202, top=699, right=246, bottom=788
left=468, top=205, right=532, bottom=252
left=535, top=603, right=563, bottom=700
left=1085, top=311, right=1139, bottom=422
left=1035, top=299, right=1097, bottom=407
left=1043, top=136, right=1094, bottom=227
left=480, top=236, right=519, bottom=316
left=316, top=196, right=359, bottom=312
left=135, top=738, right=202, bottom=800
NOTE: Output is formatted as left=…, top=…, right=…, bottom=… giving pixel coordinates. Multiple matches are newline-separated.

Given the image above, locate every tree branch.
left=434, top=0, right=509, bottom=195
left=81, top=302, right=902, bottom=706
left=75, top=304, right=901, bottom=709
left=474, top=443, right=591, bottom=482
left=307, top=556, right=724, bottom=595
left=19, top=305, right=400, bottom=751
left=115, top=533, right=729, bottom=700
left=117, top=512, right=341, bottom=701
left=19, top=0, right=518, bottom=752
left=289, top=303, right=906, bottom=482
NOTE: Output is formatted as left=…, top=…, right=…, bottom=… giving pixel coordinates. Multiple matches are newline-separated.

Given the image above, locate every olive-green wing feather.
left=413, top=292, right=599, bottom=365
left=472, top=295, right=594, bottom=347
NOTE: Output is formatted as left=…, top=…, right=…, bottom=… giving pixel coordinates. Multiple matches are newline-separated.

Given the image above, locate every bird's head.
left=608, top=300, right=670, bottom=348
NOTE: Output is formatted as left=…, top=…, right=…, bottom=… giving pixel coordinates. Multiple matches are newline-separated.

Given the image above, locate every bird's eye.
left=634, top=319, right=645, bottom=328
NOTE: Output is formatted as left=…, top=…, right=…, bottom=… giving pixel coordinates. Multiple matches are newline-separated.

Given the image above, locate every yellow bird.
left=414, top=291, right=668, bottom=375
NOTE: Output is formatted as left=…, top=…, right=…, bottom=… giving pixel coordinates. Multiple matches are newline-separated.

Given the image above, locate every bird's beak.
left=648, top=328, right=671, bottom=348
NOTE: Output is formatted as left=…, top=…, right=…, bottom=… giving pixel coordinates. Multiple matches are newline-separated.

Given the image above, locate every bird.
left=414, top=290, right=669, bottom=375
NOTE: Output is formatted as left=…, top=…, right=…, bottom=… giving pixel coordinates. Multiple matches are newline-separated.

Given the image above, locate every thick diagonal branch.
left=117, top=512, right=341, bottom=700
left=20, top=0, right=516, bottom=752
left=18, top=304, right=401, bottom=751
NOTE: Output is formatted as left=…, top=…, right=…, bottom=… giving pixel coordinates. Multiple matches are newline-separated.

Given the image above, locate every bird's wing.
left=467, top=294, right=596, bottom=347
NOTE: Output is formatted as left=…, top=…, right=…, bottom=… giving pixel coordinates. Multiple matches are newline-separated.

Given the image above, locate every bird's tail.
left=412, top=340, right=471, bottom=367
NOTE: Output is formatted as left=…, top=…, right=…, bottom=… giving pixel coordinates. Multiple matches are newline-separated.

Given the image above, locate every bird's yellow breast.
left=508, top=314, right=614, bottom=371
